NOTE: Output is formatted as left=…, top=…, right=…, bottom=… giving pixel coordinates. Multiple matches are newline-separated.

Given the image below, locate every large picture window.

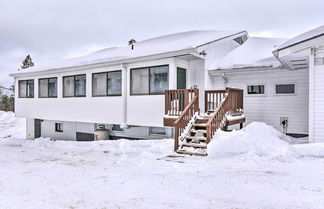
left=63, top=74, right=86, bottom=97
left=131, top=65, right=169, bottom=95
left=19, top=79, right=34, bottom=98
left=39, top=77, right=57, bottom=98
left=92, top=71, right=122, bottom=96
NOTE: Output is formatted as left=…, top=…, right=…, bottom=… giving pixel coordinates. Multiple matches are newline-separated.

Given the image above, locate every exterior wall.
left=110, top=125, right=173, bottom=139
left=208, top=68, right=309, bottom=134
left=312, top=45, right=324, bottom=142
left=126, top=58, right=175, bottom=126
left=27, top=119, right=172, bottom=140
left=15, top=64, right=124, bottom=125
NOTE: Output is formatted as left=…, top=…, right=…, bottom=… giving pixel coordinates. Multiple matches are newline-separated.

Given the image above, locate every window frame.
left=62, top=74, right=87, bottom=98
left=55, top=123, right=63, bottom=132
left=38, top=77, right=58, bottom=98
left=130, top=65, right=169, bottom=96
left=149, top=127, right=167, bottom=136
left=111, top=124, right=124, bottom=132
left=246, top=84, right=266, bottom=96
left=92, top=70, right=122, bottom=97
left=18, top=79, right=34, bottom=98
left=274, top=83, right=296, bottom=95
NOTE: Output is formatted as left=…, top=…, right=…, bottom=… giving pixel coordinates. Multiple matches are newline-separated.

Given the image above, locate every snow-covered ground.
left=0, top=111, right=324, bottom=209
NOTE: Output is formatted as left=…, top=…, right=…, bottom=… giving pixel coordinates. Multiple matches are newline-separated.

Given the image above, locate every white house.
left=9, top=25, right=324, bottom=154
left=10, top=30, right=248, bottom=143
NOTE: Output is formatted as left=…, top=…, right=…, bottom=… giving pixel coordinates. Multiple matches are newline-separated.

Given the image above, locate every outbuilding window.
left=63, top=74, right=86, bottom=97
left=275, top=84, right=295, bottom=94
left=131, top=65, right=169, bottom=95
left=19, top=79, right=34, bottom=98
left=39, top=77, right=57, bottom=98
left=55, top=123, right=63, bottom=132
left=247, top=85, right=264, bottom=94
left=92, top=71, right=122, bottom=96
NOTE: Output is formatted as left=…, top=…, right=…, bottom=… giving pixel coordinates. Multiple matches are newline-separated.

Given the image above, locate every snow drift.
left=208, top=122, right=324, bottom=160
left=0, top=111, right=26, bottom=139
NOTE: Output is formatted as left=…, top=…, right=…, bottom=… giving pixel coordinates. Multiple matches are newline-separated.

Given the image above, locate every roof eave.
left=208, top=65, right=285, bottom=75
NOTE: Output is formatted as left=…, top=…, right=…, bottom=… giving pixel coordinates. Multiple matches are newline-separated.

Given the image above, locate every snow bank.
left=0, top=111, right=26, bottom=139
left=208, top=122, right=290, bottom=159
left=208, top=122, right=324, bottom=160
left=290, top=143, right=324, bottom=158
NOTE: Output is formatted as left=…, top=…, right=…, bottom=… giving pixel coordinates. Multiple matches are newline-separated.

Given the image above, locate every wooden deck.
left=164, top=88, right=245, bottom=155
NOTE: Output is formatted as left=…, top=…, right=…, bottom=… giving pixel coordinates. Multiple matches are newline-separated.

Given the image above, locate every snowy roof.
left=11, top=30, right=246, bottom=76
left=276, top=25, right=324, bottom=51
left=210, top=37, right=287, bottom=70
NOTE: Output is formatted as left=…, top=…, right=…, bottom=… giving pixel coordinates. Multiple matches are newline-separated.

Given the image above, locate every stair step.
left=193, top=123, right=207, bottom=127
left=186, top=136, right=207, bottom=141
left=196, top=118, right=209, bottom=122
left=181, top=143, right=207, bottom=149
left=190, top=129, right=207, bottom=134
left=176, top=150, right=208, bottom=156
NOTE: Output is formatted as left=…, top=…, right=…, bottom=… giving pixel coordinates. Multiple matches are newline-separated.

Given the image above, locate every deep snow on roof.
left=210, top=37, right=287, bottom=70
left=276, top=25, right=324, bottom=51
left=11, top=30, right=244, bottom=76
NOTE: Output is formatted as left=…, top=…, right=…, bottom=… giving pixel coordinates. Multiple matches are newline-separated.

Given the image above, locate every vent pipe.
left=128, top=39, right=136, bottom=50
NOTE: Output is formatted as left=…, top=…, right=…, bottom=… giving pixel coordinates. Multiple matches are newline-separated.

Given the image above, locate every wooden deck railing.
left=205, top=88, right=243, bottom=143
left=173, top=92, right=199, bottom=151
left=165, top=89, right=199, bottom=116
left=205, top=90, right=227, bottom=112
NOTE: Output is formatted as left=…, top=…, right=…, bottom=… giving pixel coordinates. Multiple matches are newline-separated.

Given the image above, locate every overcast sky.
left=0, top=0, right=323, bottom=87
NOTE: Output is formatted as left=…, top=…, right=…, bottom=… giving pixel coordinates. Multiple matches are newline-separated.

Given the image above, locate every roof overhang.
left=208, top=66, right=285, bottom=76
left=273, top=34, right=324, bottom=70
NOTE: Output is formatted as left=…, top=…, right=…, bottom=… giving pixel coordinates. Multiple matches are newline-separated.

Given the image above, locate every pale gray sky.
left=0, top=0, right=323, bottom=87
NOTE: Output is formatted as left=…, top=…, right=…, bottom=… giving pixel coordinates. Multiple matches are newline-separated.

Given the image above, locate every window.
left=150, top=127, right=166, bottom=135
left=108, top=71, right=122, bottom=95
left=19, top=80, right=34, bottom=98
left=63, top=74, right=86, bottom=97
left=247, top=85, right=265, bottom=94
left=55, top=123, right=63, bottom=132
left=112, top=124, right=123, bottom=131
left=93, top=73, right=107, bottom=96
left=92, top=71, right=122, bottom=96
left=39, top=77, right=57, bottom=98
left=276, top=84, right=295, bottom=94
left=131, top=68, right=149, bottom=94
left=131, top=65, right=169, bottom=95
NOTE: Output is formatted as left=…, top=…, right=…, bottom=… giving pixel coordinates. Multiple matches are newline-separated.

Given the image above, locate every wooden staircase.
left=165, top=88, right=245, bottom=156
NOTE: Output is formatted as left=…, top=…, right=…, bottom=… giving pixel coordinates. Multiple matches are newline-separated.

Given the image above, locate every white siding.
left=313, top=51, right=324, bottom=142
left=15, top=65, right=124, bottom=125
left=208, top=68, right=309, bottom=134
left=109, top=125, right=172, bottom=139
left=28, top=119, right=172, bottom=141
left=41, top=120, right=77, bottom=141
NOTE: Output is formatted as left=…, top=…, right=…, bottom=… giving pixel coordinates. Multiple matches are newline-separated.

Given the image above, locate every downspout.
left=121, top=64, right=129, bottom=129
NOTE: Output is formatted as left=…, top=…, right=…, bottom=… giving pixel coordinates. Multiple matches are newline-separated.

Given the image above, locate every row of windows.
left=18, top=65, right=170, bottom=98
left=247, top=84, right=295, bottom=95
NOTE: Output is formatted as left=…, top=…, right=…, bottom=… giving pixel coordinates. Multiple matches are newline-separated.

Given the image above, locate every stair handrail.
left=205, top=88, right=243, bottom=143
left=173, top=93, right=199, bottom=151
